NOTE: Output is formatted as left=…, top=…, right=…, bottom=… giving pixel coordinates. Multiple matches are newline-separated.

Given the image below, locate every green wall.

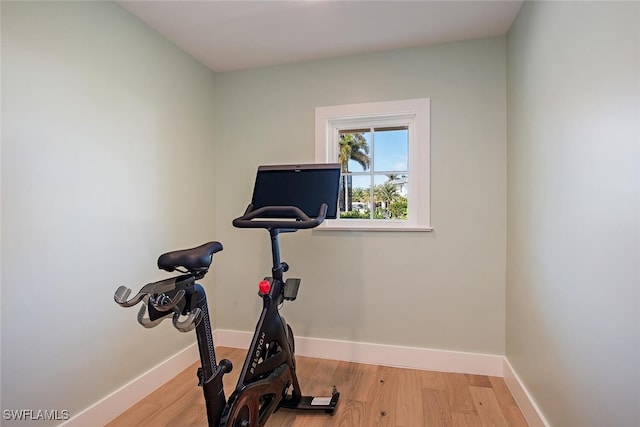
left=213, top=38, right=507, bottom=353
left=506, top=2, right=640, bottom=426
left=1, top=2, right=217, bottom=424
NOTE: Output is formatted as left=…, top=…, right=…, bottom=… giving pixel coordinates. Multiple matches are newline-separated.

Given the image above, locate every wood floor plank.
left=343, top=362, right=380, bottom=402
left=107, top=347, right=529, bottom=427
left=489, top=377, right=529, bottom=427
left=422, top=388, right=453, bottom=427
left=469, top=386, right=509, bottom=427
left=360, top=365, right=398, bottom=426
left=395, top=367, right=424, bottom=427
left=466, top=374, right=493, bottom=388
left=419, top=369, right=447, bottom=390
left=452, top=412, right=484, bottom=427
left=445, top=373, right=478, bottom=415
left=334, top=400, right=366, bottom=427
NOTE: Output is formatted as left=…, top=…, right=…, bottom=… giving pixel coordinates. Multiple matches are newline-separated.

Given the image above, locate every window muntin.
left=338, top=126, right=409, bottom=221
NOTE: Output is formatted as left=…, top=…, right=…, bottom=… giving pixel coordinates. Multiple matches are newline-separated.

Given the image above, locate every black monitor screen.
left=250, top=163, right=341, bottom=219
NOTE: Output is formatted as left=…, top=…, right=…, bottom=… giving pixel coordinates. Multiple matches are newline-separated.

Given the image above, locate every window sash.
left=339, top=126, right=409, bottom=221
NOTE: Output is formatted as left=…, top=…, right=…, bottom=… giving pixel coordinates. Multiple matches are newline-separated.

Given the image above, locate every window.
left=315, top=98, right=431, bottom=231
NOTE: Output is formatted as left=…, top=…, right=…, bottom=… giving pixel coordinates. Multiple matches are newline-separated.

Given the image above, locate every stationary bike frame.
left=115, top=206, right=339, bottom=427
left=217, top=226, right=318, bottom=426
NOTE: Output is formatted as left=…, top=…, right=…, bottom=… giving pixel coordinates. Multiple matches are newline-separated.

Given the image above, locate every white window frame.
left=315, top=98, right=432, bottom=231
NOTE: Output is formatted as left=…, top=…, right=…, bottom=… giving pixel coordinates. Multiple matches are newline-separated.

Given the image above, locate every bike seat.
left=157, top=241, right=223, bottom=273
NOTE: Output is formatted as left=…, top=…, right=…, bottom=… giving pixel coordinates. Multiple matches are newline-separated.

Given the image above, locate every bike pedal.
left=284, top=278, right=301, bottom=301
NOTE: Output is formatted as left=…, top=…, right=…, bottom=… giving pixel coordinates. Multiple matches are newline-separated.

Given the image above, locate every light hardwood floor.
left=107, top=347, right=528, bottom=426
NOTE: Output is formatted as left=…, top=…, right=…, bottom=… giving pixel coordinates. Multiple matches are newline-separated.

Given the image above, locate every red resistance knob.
left=258, top=280, right=271, bottom=295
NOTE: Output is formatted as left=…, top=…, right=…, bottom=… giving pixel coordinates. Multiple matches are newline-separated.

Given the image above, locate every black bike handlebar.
left=232, top=203, right=328, bottom=230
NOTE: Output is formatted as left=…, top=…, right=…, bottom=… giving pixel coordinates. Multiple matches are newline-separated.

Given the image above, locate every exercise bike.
left=114, top=163, right=341, bottom=426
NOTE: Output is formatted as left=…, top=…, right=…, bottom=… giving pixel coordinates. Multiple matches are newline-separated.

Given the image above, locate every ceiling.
left=118, top=0, right=523, bottom=72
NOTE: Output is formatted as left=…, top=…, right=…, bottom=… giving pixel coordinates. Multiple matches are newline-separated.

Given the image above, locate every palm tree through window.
left=338, top=126, right=409, bottom=220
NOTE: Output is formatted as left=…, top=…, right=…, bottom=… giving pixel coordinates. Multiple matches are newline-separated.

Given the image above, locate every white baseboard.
left=63, top=331, right=546, bottom=427
left=503, top=358, right=550, bottom=427
left=59, top=343, right=199, bottom=427
left=214, top=329, right=504, bottom=376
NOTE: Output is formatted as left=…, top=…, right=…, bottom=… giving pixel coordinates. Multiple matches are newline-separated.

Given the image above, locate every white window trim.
left=315, top=98, right=432, bottom=231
